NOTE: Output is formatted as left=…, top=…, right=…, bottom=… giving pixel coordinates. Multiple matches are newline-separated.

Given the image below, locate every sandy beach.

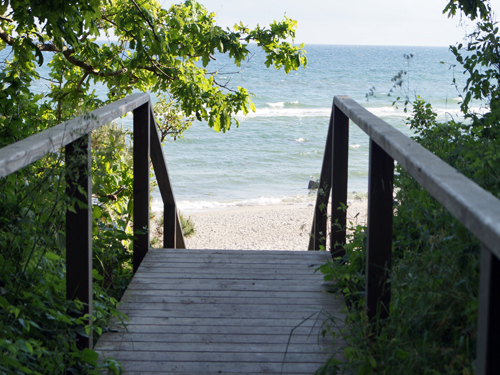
left=183, top=199, right=368, bottom=251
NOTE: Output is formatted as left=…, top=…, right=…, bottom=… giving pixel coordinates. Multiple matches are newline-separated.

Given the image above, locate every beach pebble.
left=182, top=200, right=367, bottom=251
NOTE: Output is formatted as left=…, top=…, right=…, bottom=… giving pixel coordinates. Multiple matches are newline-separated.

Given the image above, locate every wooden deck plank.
left=138, top=259, right=328, bottom=266
left=117, top=310, right=336, bottom=320
left=120, top=290, right=335, bottom=298
left=132, top=273, right=332, bottom=281
left=118, top=302, right=338, bottom=312
left=98, top=333, right=332, bottom=344
left=118, top=373, right=317, bottom=375
left=108, top=324, right=329, bottom=335
left=141, top=252, right=329, bottom=258
left=142, top=252, right=325, bottom=258
left=126, top=282, right=334, bottom=292
left=135, top=272, right=324, bottom=278
left=108, top=316, right=334, bottom=327
left=99, top=351, right=329, bottom=363
left=109, top=361, right=330, bottom=373
left=114, top=296, right=339, bottom=305
left=95, top=250, right=345, bottom=374
left=97, top=342, right=328, bottom=352
left=138, top=263, right=324, bottom=270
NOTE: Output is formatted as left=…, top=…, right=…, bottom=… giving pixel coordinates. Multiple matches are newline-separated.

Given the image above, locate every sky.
left=194, top=0, right=500, bottom=46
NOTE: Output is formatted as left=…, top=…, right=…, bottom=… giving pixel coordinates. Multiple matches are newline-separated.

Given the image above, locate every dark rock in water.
left=308, top=180, right=319, bottom=190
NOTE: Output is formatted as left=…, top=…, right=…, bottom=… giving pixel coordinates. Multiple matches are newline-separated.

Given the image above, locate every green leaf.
left=45, top=252, right=61, bottom=261
left=22, top=340, right=34, bottom=355
left=92, top=269, right=104, bottom=281
left=369, top=355, right=377, bottom=367
left=395, top=348, right=410, bottom=359
left=116, top=232, right=129, bottom=240
left=82, top=348, right=99, bottom=366
left=92, top=206, right=102, bottom=219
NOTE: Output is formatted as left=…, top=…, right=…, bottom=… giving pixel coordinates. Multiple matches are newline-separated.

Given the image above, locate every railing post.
left=365, top=139, right=394, bottom=323
left=164, top=204, right=176, bottom=248
left=133, top=101, right=150, bottom=272
left=175, top=212, right=186, bottom=249
left=476, top=245, right=500, bottom=375
left=309, top=99, right=349, bottom=254
left=66, top=134, right=93, bottom=349
left=148, top=106, right=184, bottom=249
left=309, top=104, right=334, bottom=250
left=330, top=102, right=349, bottom=258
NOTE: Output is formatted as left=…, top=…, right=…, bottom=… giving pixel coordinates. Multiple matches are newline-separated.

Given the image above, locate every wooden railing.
left=309, top=95, right=500, bottom=375
left=0, top=93, right=185, bottom=349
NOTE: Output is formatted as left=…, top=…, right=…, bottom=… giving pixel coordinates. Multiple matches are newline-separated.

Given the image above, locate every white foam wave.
left=349, top=144, right=361, bottom=149
left=235, top=107, right=331, bottom=118
left=294, top=138, right=307, bottom=142
left=434, top=108, right=464, bottom=122
left=367, top=105, right=489, bottom=124
left=432, top=107, right=488, bottom=122
left=266, top=100, right=302, bottom=108
left=236, top=103, right=479, bottom=121
left=366, top=106, right=408, bottom=119
left=152, top=195, right=317, bottom=213
left=469, top=106, right=490, bottom=115
left=299, top=149, right=320, bottom=156
left=152, top=193, right=372, bottom=213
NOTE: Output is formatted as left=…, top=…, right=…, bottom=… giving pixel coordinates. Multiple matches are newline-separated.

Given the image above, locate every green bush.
left=316, top=98, right=498, bottom=374
left=0, top=122, right=139, bottom=374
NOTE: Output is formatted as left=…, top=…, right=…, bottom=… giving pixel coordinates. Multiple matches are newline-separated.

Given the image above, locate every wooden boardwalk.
left=95, top=249, right=345, bottom=374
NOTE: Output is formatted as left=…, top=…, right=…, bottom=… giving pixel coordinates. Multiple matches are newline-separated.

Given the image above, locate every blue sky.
left=195, top=0, right=500, bottom=46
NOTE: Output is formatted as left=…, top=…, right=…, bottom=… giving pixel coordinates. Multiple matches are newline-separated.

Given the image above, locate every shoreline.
left=180, top=199, right=368, bottom=251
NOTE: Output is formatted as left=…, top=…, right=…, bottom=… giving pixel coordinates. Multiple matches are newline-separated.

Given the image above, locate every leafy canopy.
left=0, top=1, right=306, bottom=373
left=0, top=0, right=307, bottom=140
left=444, top=0, right=491, bottom=20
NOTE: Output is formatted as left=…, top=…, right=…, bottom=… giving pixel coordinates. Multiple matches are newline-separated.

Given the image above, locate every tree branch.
left=0, top=15, right=13, bottom=23
left=130, top=0, right=160, bottom=42
left=101, top=15, right=118, bottom=27
left=213, top=79, right=237, bottom=92
left=76, top=72, right=89, bottom=91
left=0, top=26, right=166, bottom=80
left=0, top=26, right=14, bottom=45
left=37, top=43, right=61, bottom=52
left=136, top=64, right=157, bottom=72
left=79, top=31, right=91, bottom=43
left=207, top=54, right=254, bottom=75
left=147, top=60, right=172, bottom=80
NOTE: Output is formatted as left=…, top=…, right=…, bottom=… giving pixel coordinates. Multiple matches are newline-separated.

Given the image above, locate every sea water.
left=1, top=44, right=481, bottom=212
left=160, top=44, right=477, bottom=212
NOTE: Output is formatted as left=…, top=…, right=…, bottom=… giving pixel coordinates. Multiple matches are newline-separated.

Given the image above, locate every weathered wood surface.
left=329, top=104, right=349, bottom=258
left=149, top=107, right=176, bottom=207
left=334, top=95, right=500, bottom=259
left=0, top=93, right=149, bottom=178
left=95, top=249, right=345, bottom=374
left=365, top=139, right=394, bottom=321
left=477, top=245, right=500, bottom=375
left=149, top=106, right=185, bottom=249
left=65, top=135, right=93, bottom=349
left=133, top=101, right=151, bottom=272
left=309, top=105, right=334, bottom=251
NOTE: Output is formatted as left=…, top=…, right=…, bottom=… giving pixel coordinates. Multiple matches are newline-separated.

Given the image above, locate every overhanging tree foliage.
left=0, top=0, right=307, bottom=141
left=444, top=0, right=491, bottom=20
left=0, top=1, right=306, bottom=373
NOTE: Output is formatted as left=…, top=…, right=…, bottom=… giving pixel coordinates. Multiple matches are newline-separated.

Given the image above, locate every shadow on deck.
left=95, top=249, right=345, bottom=374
